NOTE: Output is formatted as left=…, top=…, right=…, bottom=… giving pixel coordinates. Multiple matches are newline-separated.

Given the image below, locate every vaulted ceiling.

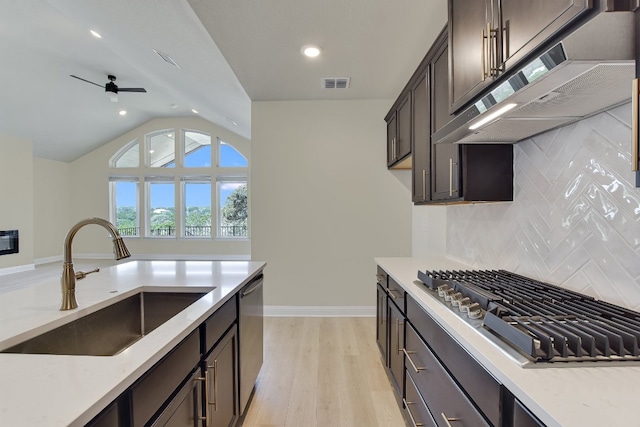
left=0, top=0, right=446, bottom=162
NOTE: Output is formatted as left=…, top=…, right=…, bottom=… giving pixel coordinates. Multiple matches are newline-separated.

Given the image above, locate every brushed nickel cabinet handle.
left=449, top=158, right=454, bottom=196
left=388, top=288, right=399, bottom=299
left=487, top=22, right=494, bottom=76
left=207, top=360, right=218, bottom=412
left=422, top=170, right=427, bottom=200
left=481, top=27, right=487, bottom=81
left=195, top=372, right=210, bottom=426
left=396, top=318, right=403, bottom=354
left=633, top=78, right=639, bottom=172
left=441, top=412, right=461, bottom=427
left=402, top=348, right=426, bottom=373
left=402, top=398, right=424, bottom=427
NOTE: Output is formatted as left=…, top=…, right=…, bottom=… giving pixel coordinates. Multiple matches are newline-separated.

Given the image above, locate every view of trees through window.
left=110, top=130, right=248, bottom=238
left=220, top=183, right=247, bottom=237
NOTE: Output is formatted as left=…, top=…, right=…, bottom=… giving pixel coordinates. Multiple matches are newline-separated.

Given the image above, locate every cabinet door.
left=412, top=72, right=431, bottom=203
left=449, top=0, right=495, bottom=112
left=431, top=143, right=460, bottom=201
left=499, top=0, right=591, bottom=71
left=204, top=326, right=239, bottom=427
left=376, top=284, right=388, bottom=361
left=387, top=114, right=397, bottom=166
left=151, top=369, right=204, bottom=427
left=396, top=95, right=412, bottom=160
left=387, top=301, right=404, bottom=395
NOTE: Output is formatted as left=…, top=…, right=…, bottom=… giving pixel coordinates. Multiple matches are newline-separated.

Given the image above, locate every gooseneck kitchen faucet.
left=60, top=218, right=131, bottom=310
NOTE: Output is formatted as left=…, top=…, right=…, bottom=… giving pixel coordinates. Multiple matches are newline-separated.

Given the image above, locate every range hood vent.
left=433, top=11, right=635, bottom=145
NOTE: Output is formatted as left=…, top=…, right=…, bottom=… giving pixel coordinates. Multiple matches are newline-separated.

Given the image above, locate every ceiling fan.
left=70, top=74, right=147, bottom=102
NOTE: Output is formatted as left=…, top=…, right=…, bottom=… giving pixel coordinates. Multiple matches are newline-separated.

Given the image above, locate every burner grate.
left=418, top=269, right=640, bottom=363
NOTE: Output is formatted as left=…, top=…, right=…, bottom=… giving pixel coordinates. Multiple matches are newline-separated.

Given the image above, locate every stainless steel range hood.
left=433, top=11, right=635, bottom=145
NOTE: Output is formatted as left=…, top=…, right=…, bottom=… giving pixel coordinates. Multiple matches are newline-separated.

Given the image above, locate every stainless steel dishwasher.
left=239, top=273, right=264, bottom=415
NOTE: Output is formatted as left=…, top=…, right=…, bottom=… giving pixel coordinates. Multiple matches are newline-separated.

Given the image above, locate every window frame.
left=108, top=127, right=249, bottom=240
left=145, top=177, right=177, bottom=239
left=109, top=176, right=140, bottom=238
left=216, top=176, right=248, bottom=239
left=181, top=176, right=213, bottom=239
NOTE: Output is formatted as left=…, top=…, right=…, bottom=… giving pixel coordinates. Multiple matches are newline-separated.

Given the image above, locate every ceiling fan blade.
left=118, top=87, right=147, bottom=93
left=69, top=75, right=103, bottom=88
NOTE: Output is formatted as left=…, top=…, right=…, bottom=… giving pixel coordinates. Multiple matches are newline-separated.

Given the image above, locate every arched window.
left=109, top=128, right=248, bottom=239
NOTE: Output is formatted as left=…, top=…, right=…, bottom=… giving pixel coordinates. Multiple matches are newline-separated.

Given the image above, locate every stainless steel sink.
left=2, top=291, right=208, bottom=356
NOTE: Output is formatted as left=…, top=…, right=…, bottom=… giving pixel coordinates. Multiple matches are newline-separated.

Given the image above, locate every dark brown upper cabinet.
left=386, top=94, right=412, bottom=169
left=448, top=0, right=592, bottom=113
left=412, top=73, right=430, bottom=202
left=386, top=25, right=513, bottom=205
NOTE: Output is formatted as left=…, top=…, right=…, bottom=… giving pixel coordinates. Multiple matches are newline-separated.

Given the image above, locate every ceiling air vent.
left=153, top=49, right=180, bottom=69
left=321, top=77, right=350, bottom=89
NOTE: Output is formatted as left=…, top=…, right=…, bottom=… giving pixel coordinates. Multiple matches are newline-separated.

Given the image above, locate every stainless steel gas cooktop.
left=417, top=269, right=640, bottom=367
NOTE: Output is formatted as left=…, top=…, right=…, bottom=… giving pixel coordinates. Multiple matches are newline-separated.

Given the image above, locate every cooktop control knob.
left=458, top=297, right=471, bottom=312
left=451, top=292, right=464, bottom=307
left=437, top=284, right=450, bottom=298
left=467, top=302, right=483, bottom=319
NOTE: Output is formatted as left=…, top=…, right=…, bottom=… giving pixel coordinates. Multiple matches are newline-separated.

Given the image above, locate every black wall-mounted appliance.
left=0, top=230, right=19, bottom=256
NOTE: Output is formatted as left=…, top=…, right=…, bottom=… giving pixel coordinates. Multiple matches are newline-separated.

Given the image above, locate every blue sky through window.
left=116, top=181, right=137, bottom=207
left=220, top=143, right=247, bottom=167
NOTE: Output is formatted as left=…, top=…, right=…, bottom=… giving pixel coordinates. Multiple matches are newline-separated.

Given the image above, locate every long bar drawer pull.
left=633, top=78, right=639, bottom=172
left=388, top=288, right=399, bottom=299
left=402, top=398, right=424, bottom=427
left=195, top=372, right=210, bottom=426
left=402, top=348, right=426, bottom=373
left=441, top=412, right=461, bottom=427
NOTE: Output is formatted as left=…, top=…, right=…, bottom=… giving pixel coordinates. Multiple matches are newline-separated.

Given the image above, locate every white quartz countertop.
left=0, top=260, right=265, bottom=427
left=376, top=257, right=640, bottom=427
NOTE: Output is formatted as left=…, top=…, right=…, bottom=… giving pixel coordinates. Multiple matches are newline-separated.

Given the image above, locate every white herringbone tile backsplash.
left=446, top=103, right=640, bottom=310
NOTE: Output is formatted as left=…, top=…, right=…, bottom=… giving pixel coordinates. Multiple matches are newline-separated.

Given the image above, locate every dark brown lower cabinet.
left=376, top=284, right=388, bottom=360
left=151, top=369, right=203, bottom=427
left=405, top=322, right=490, bottom=427
left=204, top=326, right=239, bottom=427
left=388, top=301, right=404, bottom=395
left=404, top=370, right=437, bottom=427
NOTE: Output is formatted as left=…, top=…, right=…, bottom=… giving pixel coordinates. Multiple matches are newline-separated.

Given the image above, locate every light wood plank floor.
left=241, top=317, right=406, bottom=427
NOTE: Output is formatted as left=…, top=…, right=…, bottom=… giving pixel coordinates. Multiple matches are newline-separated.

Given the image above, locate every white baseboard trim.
left=0, top=264, right=35, bottom=276
left=264, top=306, right=376, bottom=317
left=74, top=253, right=251, bottom=261
left=34, top=255, right=63, bottom=265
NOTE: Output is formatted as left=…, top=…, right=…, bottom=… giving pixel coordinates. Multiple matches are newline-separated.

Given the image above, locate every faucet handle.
left=75, top=268, right=100, bottom=280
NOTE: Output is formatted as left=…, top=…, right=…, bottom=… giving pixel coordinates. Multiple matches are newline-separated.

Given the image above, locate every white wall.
left=0, top=135, right=34, bottom=269
left=251, top=100, right=413, bottom=308
left=33, top=158, right=72, bottom=261
left=443, top=103, right=640, bottom=310
left=69, top=117, right=251, bottom=259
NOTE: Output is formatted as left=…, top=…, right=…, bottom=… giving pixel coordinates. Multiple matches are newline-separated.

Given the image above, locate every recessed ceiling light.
left=149, top=150, right=155, bottom=154
left=191, top=109, right=199, bottom=114
left=301, top=45, right=321, bottom=58
left=119, top=110, right=127, bottom=116
left=90, top=30, right=102, bottom=39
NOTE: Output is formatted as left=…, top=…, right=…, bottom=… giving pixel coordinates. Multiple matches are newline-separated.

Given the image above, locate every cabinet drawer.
left=388, top=276, right=405, bottom=314
left=405, top=323, right=490, bottom=427
left=404, top=369, right=437, bottom=427
left=407, top=296, right=501, bottom=426
left=130, top=330, right=200, bottom=427
left=204, top=296, right=237, bottom=354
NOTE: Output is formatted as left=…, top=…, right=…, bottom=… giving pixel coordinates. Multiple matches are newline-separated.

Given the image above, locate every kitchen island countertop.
left=376, top=256, right=640, bottom=427
left=0, top=260, right=265, bottom=426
